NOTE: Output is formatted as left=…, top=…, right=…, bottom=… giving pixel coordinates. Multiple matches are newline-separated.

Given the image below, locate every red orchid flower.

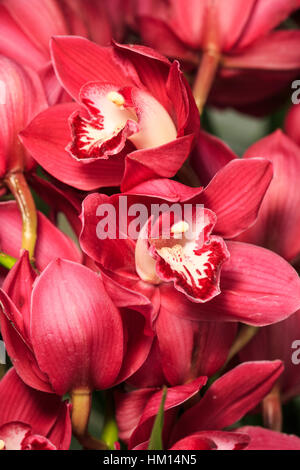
left=20, top=36, right=199, bottom=191
left=0, top=252, right=152, bottom=396
left=80, top=160, right=300, bottom=326
left=80, top=161, right=300, bottom=386
left=132, top=0, right=300, bottom=114
left=0, top=368, right=71, bottom=450
left=115, top=361, right=283, bottom=449
left=0, top=0, right=124, bottom=104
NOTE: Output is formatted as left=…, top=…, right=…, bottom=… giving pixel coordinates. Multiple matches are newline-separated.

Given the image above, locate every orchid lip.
left=67, top=82, right=177, bottom=161
left=135, top=210, right=229, bottom=302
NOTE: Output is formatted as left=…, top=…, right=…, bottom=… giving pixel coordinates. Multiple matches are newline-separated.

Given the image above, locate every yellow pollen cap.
left=171, top=221, right=190, bottom=234
left=0, top=440, right=5, bottom=450
left=107, top=91, right=125, bottom=107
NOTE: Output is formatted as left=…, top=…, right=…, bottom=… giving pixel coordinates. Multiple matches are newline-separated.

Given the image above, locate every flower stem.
left=225, top=325, right=259, bottom=366
left=5, top=172, right=37, bottom=261
left=0, top=252, right=17, bottom=270
left=193, top=48, right=220, bottom=115
left=263, top=384, right=282, bottom=432
left=71, top=388, right=108, bottom=450
left=101, top=392, right=119, bottom=450
left=71, top=388, right=92, bottom=438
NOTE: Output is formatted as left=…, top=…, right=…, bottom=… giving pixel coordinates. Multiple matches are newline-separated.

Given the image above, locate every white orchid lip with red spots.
left=147, top=208, right=230, bottom=303
left=66, top=82, right=177, bottom=161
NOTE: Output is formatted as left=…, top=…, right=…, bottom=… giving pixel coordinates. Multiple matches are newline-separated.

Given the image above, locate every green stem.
left=225, top=325, right=259, bottom=367
left=0, top=252, right=17, bottom=270
left=101, top=392, right=118, bottom=450
left=5, top=171, right=37, bottom=261
left=193, top=48, right=221, bottom=115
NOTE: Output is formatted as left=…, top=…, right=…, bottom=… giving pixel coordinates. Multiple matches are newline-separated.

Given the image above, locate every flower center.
left=0, top=440, right=5, bottom=450
left=67, top=82, right=177, bottom=161
left=135, top=209, right=230, bottom=302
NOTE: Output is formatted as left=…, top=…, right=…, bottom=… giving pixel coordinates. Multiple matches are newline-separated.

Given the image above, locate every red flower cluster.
left=0, top=0, right=300, bottom=452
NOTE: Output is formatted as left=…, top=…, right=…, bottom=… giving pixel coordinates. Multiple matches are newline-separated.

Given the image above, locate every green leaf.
left=148, top=386, right=167, bottom=450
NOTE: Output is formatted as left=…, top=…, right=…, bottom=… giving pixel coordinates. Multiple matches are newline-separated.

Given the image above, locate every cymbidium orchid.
left=0, top=252, right=152, bottom=446
left=81, top=159, right=300, bottom=325
left=80, top=159, right=300, bottom=386
left=20, top=36, right=199, bottom=191
left=132, top=0, right=300, bottom=114
left=0, top=368, right=71, bottom=450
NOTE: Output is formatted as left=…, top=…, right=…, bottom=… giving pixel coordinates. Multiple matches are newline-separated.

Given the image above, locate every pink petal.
left=157, top=297, right=237, bottom=385
left=207, top=241, right=300, bottom=325
left=210, top=67, right=297, bottom=113
left=237, top=131, right=300, bottom=261
left=3, top=0, right=68, bottom=54
left=3, top=250, right=36, bottom=334
left=166, top=61, right=199, bottom=136
left=46, top=402, right=71, bottom=450
left=236, top=0, right=300, bottom=49
left=20, top=102, right=125, bottom=190
left=122, top=135, right=194, bottom=191
left=115, top=388, right=157, bottom=444
left=0, top=422, right=31, bottom=450
left=237, top=426, right=300, bottom=450
left=0, top=5, right=46, bottom=70
left=225, top=31, right=300, bottom=71
left=171, top=361, right=283, bottom=443
left=125, top=178, right=203, bottom=202
left=191, top=130, right=236, bottom=186
left=50, top=36, right=130, bottom=100
left=0, top=287, right=52, bottom=393
left=128, top=339, right=166, bottom=388
left=80, top=193, right=136, bottom=274
left=170, top=431, right=250, bottom=450
left=200, top=158, right=273, bottom=239
left=0, top=201, right=82, bottom=270
left=114, top=309, right=153, bottom=384
left=113, top=41, right=172, bottom=114
left=0, top=56, right=47, bottom=176
left=30, top=259, right=124, bottom=395
left=138, top=16, right=199, bottom=63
